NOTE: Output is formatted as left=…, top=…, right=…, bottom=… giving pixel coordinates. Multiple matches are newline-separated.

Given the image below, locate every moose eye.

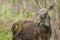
left=44, top=12, right=48, bottom=15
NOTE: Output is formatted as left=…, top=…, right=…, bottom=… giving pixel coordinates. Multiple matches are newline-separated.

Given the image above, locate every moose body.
left=12, top=20, right=51, bottom=40
left=12, top=4, right=54, bottom=40
left=21, top=20, right=51, bottom=40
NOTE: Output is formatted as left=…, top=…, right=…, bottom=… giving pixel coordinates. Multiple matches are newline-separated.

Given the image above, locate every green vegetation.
left=0, top=0, right=60, bottom=40
left=0, top=3, right=33, bottom=40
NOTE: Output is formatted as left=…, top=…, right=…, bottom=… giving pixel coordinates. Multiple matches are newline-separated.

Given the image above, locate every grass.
left=0, top=26, right=12, bottom=40
left=0, top=3, right=34, bottom=40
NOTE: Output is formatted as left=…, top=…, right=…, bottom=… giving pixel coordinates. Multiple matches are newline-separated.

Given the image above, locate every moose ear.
left=48, top=4, right=55, bottom=10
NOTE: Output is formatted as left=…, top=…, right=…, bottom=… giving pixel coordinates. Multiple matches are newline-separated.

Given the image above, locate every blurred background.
left=0, top=0, right=60, bottom=40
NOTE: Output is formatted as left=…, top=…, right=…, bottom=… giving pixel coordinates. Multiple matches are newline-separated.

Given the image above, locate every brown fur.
left=12, top=20, right=51, bottom=40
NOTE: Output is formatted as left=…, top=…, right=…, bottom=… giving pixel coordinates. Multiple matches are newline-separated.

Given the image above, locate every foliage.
left=0, top=0, right=60, bottom=40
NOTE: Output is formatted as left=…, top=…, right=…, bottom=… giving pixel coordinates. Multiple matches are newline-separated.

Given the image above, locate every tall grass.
left=0, top=3, right=34, bottom=40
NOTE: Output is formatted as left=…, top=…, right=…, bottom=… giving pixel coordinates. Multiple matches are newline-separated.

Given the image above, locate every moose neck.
left=44, top=14, right=50, bottom=27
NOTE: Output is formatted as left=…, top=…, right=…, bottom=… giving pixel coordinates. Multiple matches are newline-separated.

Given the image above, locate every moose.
left=12, top=4, right=54, bottom=40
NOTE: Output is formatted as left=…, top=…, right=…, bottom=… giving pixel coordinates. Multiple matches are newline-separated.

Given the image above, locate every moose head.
left=35, top=4, right=54, bottom=26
